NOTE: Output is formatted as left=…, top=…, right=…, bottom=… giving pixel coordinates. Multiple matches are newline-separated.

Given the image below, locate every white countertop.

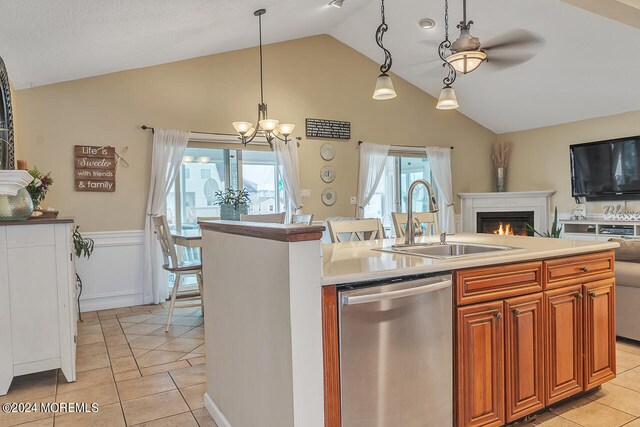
left=321, top=233, right=619, bottom=285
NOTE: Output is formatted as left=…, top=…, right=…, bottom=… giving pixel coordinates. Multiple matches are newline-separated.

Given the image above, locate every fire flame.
left=494, top=222, right=514, bottom=236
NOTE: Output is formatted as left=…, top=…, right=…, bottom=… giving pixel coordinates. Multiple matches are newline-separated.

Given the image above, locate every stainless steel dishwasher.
left=338, top=273, right=453, bottom=427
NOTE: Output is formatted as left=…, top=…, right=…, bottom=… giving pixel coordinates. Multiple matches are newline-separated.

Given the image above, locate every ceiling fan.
left=446, top=0, right=544, bottom=74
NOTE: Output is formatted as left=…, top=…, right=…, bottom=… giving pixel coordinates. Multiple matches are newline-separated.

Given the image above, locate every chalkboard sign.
left=74, top=145, right=116, bottom=192
left=305, top=118, right=351, bottom=140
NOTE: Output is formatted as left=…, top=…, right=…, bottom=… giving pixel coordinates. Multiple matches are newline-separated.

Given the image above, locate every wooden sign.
left=305, top=118, right=351, bottom=140
left=74, top=145, right=116, bottom=192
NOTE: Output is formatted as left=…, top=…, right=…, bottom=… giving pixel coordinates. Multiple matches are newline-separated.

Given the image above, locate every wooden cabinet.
left=456, top=301, right=504, bottom=427
left=544, top=285, right=584, bottom=404
left=504, top=293, right=545, bottom=423
left=583, top=278, right=616, bottom=389
left=454, top=251, right=616, bottom=426
left=0, top=221, right=77, bottom=396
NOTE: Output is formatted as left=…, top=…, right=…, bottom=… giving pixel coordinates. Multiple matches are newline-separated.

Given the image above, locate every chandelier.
left=436, top=0, right=459, bottom=110
left=446, top=0, right=486, bottom=74
left=372, top=0, right=396, bottom=100
left=232, top=9, right=295, bottom=149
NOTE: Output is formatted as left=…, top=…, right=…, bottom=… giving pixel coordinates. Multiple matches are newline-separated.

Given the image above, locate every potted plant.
left=73, top=226, right=94, bottom=321
left=526, top=207, right=563, bottom=238
left=215, top=188, right=251, bottom=220
left=25, top=167, right=55, bottom=216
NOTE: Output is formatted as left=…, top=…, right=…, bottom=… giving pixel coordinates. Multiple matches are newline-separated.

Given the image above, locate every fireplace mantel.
left=458, top=190, right=555, bottom=233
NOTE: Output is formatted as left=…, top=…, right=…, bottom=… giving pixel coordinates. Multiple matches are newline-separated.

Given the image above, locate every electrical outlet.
left=301, top=189, right=312, bottom=198
left=350, top=197, right=357, bottom=205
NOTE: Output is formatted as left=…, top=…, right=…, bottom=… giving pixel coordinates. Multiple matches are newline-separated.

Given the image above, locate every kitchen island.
left=199, top=221, right=618, bottom=427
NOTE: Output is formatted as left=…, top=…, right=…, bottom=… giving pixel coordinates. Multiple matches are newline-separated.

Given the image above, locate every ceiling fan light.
left=436, top=86, right=459, bottom=110
left=259, top=119, right=280, bottom=132
left=446, top=50, right=487, bottom=74
left=372, top=73, right=397, bottom=100
left=233, top=121, right=253, bottom=136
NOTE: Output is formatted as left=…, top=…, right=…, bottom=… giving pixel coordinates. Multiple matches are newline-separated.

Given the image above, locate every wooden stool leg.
left=197, top=272, right=204, bottom=316
left=165, top=275, right=181, bottom=332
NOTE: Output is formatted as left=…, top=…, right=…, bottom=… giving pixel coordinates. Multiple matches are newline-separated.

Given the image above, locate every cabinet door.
left=584, top=278, right=616, bottom=389
left=456, top=301, right=504, bottom=427
left=504, top=293, right=545, bottom=423
left=545, top=285, right=583, bottom=404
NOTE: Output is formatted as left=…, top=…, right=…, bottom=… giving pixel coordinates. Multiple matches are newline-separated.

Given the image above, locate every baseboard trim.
left=79, top=292, right=144, bottom=312
left=204, top=392, right=232, bottom=427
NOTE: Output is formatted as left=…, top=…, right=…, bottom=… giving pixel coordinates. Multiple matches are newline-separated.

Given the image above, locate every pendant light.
left=232, top=9, right=295, bottom=149
left=372, top=0, right=396, bottom=100
left=436, top=0, right=459, bottom=110
left=446, top=0, right=486, bottom=74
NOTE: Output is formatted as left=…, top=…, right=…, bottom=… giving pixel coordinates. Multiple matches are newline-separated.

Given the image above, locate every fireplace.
left=477, top=211, right=534, bottom=236
left=458, top=191, right=555, bottom=234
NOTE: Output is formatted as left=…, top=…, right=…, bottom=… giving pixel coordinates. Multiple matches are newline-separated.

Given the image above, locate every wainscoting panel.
left=75, top=230, right=145, bottom=312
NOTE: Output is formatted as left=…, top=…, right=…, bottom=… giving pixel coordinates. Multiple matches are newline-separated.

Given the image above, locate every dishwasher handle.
left=342, top=276, right=452, bottom=305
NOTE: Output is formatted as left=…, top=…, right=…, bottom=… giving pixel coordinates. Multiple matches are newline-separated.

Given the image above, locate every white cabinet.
left=562, top=219, right=640, bottom=241
left=0, top=220, right=77, bottom=395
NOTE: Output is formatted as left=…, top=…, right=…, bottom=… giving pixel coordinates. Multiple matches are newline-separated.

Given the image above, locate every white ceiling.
left=0, top=0, right=638, bottom=133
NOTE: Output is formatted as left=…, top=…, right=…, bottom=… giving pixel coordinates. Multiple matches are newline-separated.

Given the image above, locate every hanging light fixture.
left=436, top=0, right=459, bottom=110
left=446, top=0, right=486, bottom=74
left=232, top=9, right=295, bottom=149
left=372, top=0, right=396, bottom=100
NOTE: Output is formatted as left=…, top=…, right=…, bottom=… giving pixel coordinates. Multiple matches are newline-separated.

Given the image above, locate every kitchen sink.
left=375, top=242, right=519, bottom=259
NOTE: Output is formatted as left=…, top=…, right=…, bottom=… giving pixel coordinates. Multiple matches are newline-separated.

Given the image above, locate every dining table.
left=171, top=228, right=202, bottom=248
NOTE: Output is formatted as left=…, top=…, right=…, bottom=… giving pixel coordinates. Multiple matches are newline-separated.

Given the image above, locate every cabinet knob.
left=590, top=291, right=597, bottom=299
left=576, top=293, right=584, bottom=299
left=494, top=312, right=503, bottom=319
left=580, top=266, right=589, bottom=272
left=512, top=308, right=521, bottom=315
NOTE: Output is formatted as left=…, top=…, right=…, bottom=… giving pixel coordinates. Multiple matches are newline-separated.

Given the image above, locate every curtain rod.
left=358, top=140, right=453, bottom=150
left=140, top=125, right=238, bottom=138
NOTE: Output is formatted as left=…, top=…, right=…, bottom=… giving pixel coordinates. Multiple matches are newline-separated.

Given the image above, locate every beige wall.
left=498, top=110, right=640, bottom=215
left=13, top=35, right=496, bottom=232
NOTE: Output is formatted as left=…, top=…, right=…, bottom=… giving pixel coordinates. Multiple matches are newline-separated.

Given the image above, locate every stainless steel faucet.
left=405, top=179, right=439, bottom=245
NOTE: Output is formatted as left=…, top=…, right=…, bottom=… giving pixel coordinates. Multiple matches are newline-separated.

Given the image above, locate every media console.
left=561, top=219, right=640, bottom=241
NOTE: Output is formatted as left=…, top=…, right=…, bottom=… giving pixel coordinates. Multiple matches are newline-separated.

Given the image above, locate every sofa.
left=610, top=238, right=640, bottom=341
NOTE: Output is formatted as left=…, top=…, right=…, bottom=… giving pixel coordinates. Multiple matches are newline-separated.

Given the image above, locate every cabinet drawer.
left=455, top=262, right=543, bottom=306
left=543, top=251, right=614, bottom=289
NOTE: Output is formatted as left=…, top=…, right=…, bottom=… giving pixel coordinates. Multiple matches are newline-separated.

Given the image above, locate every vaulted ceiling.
left=0, top=0, right=638, bottom=133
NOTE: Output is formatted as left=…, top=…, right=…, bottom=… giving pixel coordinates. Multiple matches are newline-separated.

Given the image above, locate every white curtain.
left=357, top=142, right=390, bottom=218
left=274, top=139, right=303, bottom=219
left=425, top=146, right=455, bottom=233
left=143, top=129, right=190, bottom=304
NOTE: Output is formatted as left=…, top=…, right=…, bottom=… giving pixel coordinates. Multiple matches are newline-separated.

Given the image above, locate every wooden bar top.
left=0, top=218, right=74, bottom=226
left=199, top=220, right=325, bottom=242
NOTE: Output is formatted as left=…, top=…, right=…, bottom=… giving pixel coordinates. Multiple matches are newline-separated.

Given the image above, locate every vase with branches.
left=491, top=142, right=512, bottom=192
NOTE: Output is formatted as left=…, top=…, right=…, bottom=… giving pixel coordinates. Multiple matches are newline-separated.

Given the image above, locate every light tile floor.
left=1, top=302, right=639, bottom=426
left=0, top=302, right=216, bottom=427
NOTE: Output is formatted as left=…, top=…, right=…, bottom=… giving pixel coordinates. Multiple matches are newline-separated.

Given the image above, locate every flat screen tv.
left=570, top=136, right=640, bottom=200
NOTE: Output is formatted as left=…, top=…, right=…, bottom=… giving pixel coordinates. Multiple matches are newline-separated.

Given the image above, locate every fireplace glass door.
left=476, top=211, right=534, bottom=236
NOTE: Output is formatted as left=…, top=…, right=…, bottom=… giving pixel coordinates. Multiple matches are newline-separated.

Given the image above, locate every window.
left=364, top=154, right=435, bottom=237
left=167, top=147, right=284, bottom=231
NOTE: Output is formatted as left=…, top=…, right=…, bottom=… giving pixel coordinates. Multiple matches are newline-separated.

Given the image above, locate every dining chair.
left=152, top=215, right=203, bottom=332
left=240, top=212, right=286, bottom=223
left=291, top=213, right=314, bottom=225
left=392, top=212, right=439, bottom=239
left=327, top=218, right=385, bottom=243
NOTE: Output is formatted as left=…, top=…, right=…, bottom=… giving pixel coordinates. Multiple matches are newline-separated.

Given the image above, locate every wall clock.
left=322, top=188, right=336, bottom=206
left=320, top=165, right=336, bottom=183
left=320, top=143, right=335, bottom=161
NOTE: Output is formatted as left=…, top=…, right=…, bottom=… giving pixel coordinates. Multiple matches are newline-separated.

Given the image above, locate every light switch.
left=350, top=197, right=357, bottom=205
left=301, top=189, right=312, bottom=198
